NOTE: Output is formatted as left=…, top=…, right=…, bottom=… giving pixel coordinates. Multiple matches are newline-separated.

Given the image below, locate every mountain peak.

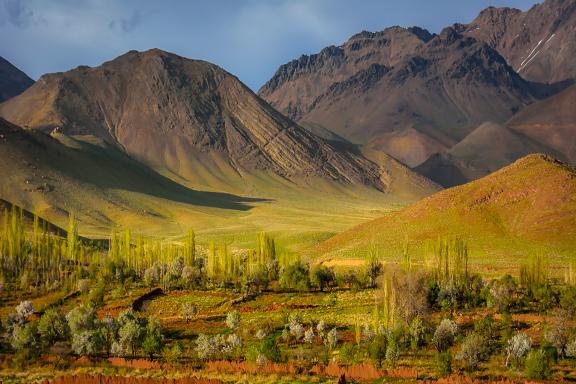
left=0, top=50, right=389, bottom=192
left=0, top=56, right=34, bottom=102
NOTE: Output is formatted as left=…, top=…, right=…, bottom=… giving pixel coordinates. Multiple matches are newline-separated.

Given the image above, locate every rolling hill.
left=310, top=154, right=576, bottom=270
left=0, top=56, right=34, bottom=102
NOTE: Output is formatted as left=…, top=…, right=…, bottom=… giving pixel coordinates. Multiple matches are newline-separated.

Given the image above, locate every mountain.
left=0, top=116, right=270, bottom=236
left=309, top=154, right=576, bottom=266
left=259, top=27, right=547, bottom=167
left=0, top=56, right=34, bottom=102
left=415, top=121, right=566, bottom=187
left=461, top=0, right=576, bottom=84
left=0, top=49, right=387, bottom=193
left=0, top=49, right=439, bottom=247
left=508, top=83, right=576, bottom=163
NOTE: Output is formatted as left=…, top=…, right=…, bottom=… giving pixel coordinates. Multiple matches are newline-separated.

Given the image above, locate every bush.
left=311, top=265, right=336, bottom=291
left=432, top=319, right=458, bottom=352
left=456, top=333, right=487, bottom=371
left=280, top=262, right=310, bottom=292
left=369, top=334, right=387, bottom=368
left=435, top=351, right=452, bottom=377
left=226, top=310, right=240, bottom=330
left=544, top=321, right=572, bottom=358
left=525, top=349, right=552, bottom=379
left=505, top=332, right=531, bottom=368
left=488, top=275, right=515, bottom=313
left=261, top=336, right=281, bottom=363
left=339, top=343, right=358, bottom=366
left=38, top=309, right=70, bottom=348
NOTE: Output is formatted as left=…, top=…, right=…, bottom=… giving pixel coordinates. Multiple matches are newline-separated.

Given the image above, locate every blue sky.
left=1, top=0, right=541, bottom=91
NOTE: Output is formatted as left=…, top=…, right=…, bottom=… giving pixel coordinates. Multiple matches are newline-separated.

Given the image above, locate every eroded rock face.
left=0, top=49, right=385, bottom=191
left=462, top=0, right=576, bottom=84
left=259, top=26, right=542, bottom=167
left=0, top=56, right=34, bottom=102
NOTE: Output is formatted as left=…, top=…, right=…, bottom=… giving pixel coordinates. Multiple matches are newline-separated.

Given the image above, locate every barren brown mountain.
left=461, top=0, right=576, bottom=84
left=415, top=121, right=566, bottom=187
left=0, top=49, right=390, bottom=193
left=417, top=83, right=576, bottom=187
left=508, top=83, right=576, bottom=163
left=0, top=56, right=34, bottom=102
left=259, top=26, right=549, bottom=167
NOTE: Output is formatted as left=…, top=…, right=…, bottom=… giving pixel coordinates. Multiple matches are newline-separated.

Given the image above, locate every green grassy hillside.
left=309, top=154, right=576, bottom=271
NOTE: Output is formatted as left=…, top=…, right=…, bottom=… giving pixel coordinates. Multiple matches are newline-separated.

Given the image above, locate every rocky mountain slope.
left=310, top=154, right=576, bottom=265
left=417, top=82, right=576, bottom=187
left=259, top=26, right=548, bottom=167
left=415, top=121, right=566, bottom=187
left=461, top=0, right=576, bottom=84
left=0, top=56, right=34, bottom=102
left=508, top=83, right=576, bottom=163
left=0, top=49, right=392, bottom=193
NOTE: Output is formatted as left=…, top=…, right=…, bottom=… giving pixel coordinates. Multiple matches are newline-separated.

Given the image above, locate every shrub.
left=142, top=318, right=164, bottom=359
left=544, top=321, right=572, bottom=358
left=280, top=262, right=310, bottom=292
left=71, top=329, right=105, bottom=357
left=226, top=310, right=240, bottom=330
left=66, top=306, right=97, bottom=334
left=525, top=349, right=551, bottom=379
left=369, top=334, right=387, bottom=368
left=326, top=327, right=339, bottom=350
left=456, top=333, right=487, bottom=371
left=88, top=281, right=105, bottom=308
left=386, top=338, right=400, bottom=365
left=15, top=301, right=34, bottom=319
left=181, top=303, right=198, bottom=323
left=409, top=316, right=427, bottom=350
left=432, top=319, right=458, bottom=352
left=261, top=336, right=281, bottom=363
left=311, top=265, right=336, bottom=291
left=303, top=327, right=316, bottom=344
left=339, top=343, right=358, bottom=366
left=505, top=332, right=531, bottom=368
left=435, top=351, right=452, bottom=377
left=163, top=341, right=183, bottom=364
left=488, top=275, right=515, bottom=313
left=38, top=309, right=70, bottom=348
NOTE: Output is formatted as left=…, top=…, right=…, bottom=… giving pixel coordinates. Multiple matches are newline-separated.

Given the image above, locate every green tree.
left=280, top=262, right=310, bottom=292
left=142, top=318, right=164, bottom=359
left=311, top=265, right=336, bottom=291
left=38, top=308, right=70, bottom=348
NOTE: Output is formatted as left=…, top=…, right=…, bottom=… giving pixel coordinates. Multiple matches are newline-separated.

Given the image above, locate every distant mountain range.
left=259, top=0, right=575, bottom=184
left=0, top=0, right=574, bottom=248
left=0, top=50, right=436, bottom=239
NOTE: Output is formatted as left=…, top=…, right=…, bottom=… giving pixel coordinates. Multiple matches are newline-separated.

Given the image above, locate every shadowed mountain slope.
left=415, top=121, right=566, bottom=187
left=0, top=56, right=34, bottom=102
